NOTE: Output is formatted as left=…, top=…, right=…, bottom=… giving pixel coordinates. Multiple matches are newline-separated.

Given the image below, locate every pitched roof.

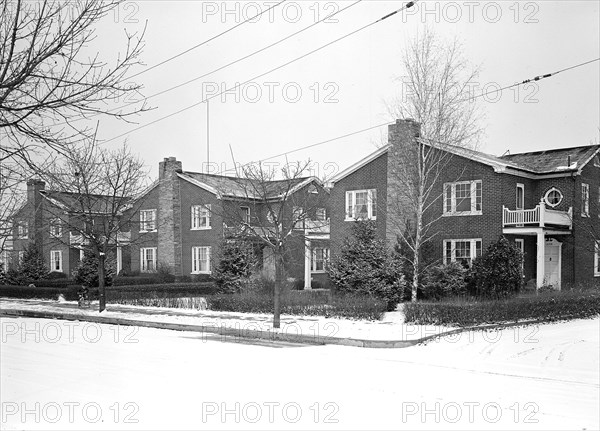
left=40, top=191, right=130, bottom=214
left=178, top=172, right=320, bottom=200
left=329, top=140, right=600, bottom=184
left=500, top=145, right=600, bottom=174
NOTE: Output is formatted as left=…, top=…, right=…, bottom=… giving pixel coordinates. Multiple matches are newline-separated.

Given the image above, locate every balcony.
left=502, top=201, right=572, bottom=229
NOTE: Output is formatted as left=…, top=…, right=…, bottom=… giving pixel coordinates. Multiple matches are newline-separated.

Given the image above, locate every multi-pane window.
left=582, top=183, right=590, bottom=217
left=0, top=250, right=11, bottom=271
left=443, top=181, right=482, bottom=215
left=192, top=246, right=211, bottom=274
left=50, top=250, right=63, bottom=272
left=544, top=187, right=563, bottom=207
left=191, top=205, right=211, bottom=229
left=315, top=208, right=326, bottom=221
left=17, top=221, right=28, bottom=239
left=595, top=241, right=600, bottom=276
left=240, top=206, right=250, bottom=224
left=140, top=247, right=157, bottom=272
left=140, top=209, right=157, bottom=232
left=444, top=239, right=482, bottom=266
left=50, top=219, right=62, bottom=237
left=311, top=248, right=329, bottom=272
left=345, top=189, right=377, bottom=220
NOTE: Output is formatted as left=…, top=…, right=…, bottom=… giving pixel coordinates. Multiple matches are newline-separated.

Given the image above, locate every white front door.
left=543, top=239, right=561, bottom=289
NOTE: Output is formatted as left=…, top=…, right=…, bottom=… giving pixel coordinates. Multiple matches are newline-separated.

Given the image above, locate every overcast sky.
left=92, top=0, right=600, bottom=180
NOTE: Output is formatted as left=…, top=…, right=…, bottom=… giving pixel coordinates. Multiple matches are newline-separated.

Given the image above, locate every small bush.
left=421, top=262, right=467, bottom=301
left=404, top=289, right=600, bottom=326
left=46, top=271, right=68, bottom=280
left=155, top=262, right=176, bottom=283
left=72, top=251, right=116, bottom=287
left=471, top=236, right=523, bottom=298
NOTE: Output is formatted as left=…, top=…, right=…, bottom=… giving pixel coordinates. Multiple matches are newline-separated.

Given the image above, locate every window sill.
left=139, top=230, right=157, bottom=233
left=191, top=271, right=212, bottom=275
left=442, top=211, right=483, bottom=217
left=311, top=270, right=327, bottom=274
left=344, top=217, right=377, bottom=222
left=191, top=227, right=212, bottom=231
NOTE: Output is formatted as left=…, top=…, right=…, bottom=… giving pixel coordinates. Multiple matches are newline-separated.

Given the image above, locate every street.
left=1, top=317, right=598, bottom=430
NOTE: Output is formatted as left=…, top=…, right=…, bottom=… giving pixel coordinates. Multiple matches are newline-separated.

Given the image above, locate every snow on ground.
left=1, top=315, right=598, bottom=430
left=0, top=298, right=458, bottom=341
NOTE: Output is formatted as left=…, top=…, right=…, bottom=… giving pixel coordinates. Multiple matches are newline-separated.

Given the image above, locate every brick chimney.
left=157, top=157, right=183, bottom=275
left=26, top=179, right=45, bottom=245
left=386, top=119, right=422, bottom=245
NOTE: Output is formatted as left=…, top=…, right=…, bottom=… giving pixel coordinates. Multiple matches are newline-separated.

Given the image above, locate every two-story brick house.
left=129, top=157, right=330, bottom=288
left=7, top=179, right=132, bottom=276
left=329, top=119, right=600, bottom=289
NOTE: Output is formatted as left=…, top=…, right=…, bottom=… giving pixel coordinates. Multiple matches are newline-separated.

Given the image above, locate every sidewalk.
left=0, top=297, right=464, bottom=348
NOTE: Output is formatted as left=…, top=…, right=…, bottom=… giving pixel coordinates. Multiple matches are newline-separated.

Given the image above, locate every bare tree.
left=386, top=28, right=484, bottom=301
left=216, top=161, right=329, bottom=328
left=39, top=138, right=149, bottom=312
left=0, top=0, right=147, bottom=169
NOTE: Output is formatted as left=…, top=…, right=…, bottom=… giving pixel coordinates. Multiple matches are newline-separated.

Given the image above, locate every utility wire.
left=71, top=0, right=361, bottom=124
left=101, top=1, right=417, bottom=145
left=464, top=57, right=600, bottom=102
left=239, top=57, right=600, bottom=167
left=125, top=0, right=287, bottom=80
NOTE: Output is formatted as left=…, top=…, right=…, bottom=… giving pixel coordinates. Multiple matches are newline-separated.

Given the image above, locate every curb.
left=0, top=308, right=550, bottom=348
left=0, top=308, right=422, bottom=348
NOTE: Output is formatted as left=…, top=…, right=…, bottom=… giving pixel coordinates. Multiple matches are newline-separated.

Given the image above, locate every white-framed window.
left=0, top=250, right=11, bottom=271
left=16, top=221, right=28, bottom=239
left=582, top=183, right=589, bottom=217
left=516, top=184, right=524, bottom=210
left=140, top=209, right=157, bottom=232
left=345, top=189, right=377, bottom=220
left=18, top=251, right=25, bottom=264
left=315, top=207, right=327, bottom=221
left=191, top=205, right=211, bottom=230
left=240, top=206, right=250, bottom=224
left=544, top=187, right=563, bottom=208
left=50, top=218, right=62, bottom=237
left=311, top=247, right=329, bottom=273
left=192, top=246, right=211, bottom=274
left=140, top=247, right=157, bottom=272
left=595, top=241, right=600, bottom=277
left=443, top=239, right=482, bottom=266
left=443, top=181, right=482, bottom=215
left=267, top=210, right=277, bottom=224
left=50, top=250, right=63, bottom=272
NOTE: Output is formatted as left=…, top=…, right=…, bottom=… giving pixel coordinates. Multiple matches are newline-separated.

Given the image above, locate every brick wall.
left=329, top=152, right=388, bottom=256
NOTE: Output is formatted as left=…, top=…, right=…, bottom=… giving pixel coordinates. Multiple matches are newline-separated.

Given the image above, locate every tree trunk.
left=273, top=250, right=283, bottom=328
left=98, top=252, right=106, bottom=312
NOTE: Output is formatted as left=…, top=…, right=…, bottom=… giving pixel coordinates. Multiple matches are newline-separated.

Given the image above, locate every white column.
left=536, top=230, right=545, bottom=289
left=304, top=238, right=312, bottom=289
left=116, top=246, right=122, bottom=275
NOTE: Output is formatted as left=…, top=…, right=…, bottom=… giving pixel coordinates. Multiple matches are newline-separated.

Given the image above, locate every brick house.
left=129, top=157, right=330, bottom=288
left=7, top=179, right=132, bottom=276
left=329, top=119, right=600, bottom=289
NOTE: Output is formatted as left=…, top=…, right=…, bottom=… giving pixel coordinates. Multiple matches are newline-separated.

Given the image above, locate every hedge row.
left=403, top=290, right=600, bottom=326
left=204, top=292, right=386, bottom=320
left=0, top=282, right=218, bottom=302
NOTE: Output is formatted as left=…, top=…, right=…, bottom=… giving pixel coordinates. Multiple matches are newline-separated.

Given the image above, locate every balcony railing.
left=502, top=201, right=572, bottom=229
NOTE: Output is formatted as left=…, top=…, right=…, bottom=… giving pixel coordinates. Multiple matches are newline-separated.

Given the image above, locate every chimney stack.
left=157, top=157, right=182, bottom=275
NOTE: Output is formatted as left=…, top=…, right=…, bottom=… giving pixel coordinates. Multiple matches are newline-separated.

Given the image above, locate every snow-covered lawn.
left=0, top=298, right=459, bottom=341
left=1, top=315, right=598, bottom=430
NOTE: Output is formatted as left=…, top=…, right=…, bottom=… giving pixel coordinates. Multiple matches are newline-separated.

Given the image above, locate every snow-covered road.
left=1, top=316, right=598, bottom=430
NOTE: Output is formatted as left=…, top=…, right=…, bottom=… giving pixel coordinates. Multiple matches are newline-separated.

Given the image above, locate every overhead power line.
left=243, top=57, right=600, bottom=166
left=102, top=1, right=417, bottom=144
left=78, top=0, right=362, bottom=124
left=125, top=0, right=287, bottom=80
